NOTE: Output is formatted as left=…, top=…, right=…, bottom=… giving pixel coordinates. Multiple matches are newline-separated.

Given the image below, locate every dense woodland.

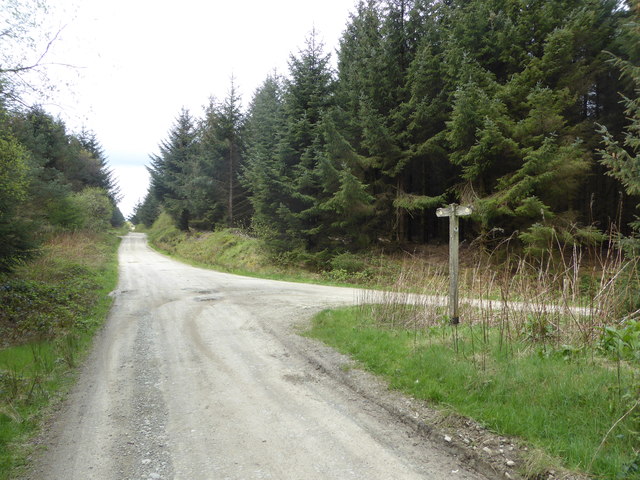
left=0, top=103, right=124, bottom=271
left=0, top=23, right=123, bottom=273
left=0, top=2, right=127, bottom=273
left=133, top=0, right=640, bottom=260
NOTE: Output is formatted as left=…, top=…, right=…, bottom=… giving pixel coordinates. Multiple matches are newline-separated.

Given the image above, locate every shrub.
left=600, top=320, right=640, bottom=362
left=330, top=252, right=366, bottom=274
left=73, top=187, right=113, bottom=232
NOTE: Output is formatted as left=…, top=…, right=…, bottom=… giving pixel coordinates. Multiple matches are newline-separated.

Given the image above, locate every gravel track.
left=22, top=233, right=494, bottom=480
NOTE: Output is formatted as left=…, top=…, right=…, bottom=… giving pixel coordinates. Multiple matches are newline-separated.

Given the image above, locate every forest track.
left=21, top=233, right=501, bottom=480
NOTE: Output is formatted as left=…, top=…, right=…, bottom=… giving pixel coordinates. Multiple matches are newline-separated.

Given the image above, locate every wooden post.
left=436, top=204, right=472, bottom=325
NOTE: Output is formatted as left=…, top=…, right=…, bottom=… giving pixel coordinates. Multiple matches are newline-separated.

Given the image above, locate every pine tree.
left=403, top=0, right=626, bottom=244
left=270, top=29, right=335, bottom=251
left=130, top=191, right=160, bottom=227
left=148, top=108, right=198, bottom=231
left=217, top=80, right=247, bottom=226
left=9, top=107, right=98, bottom=228
left=599, top=55, right=640, bottom=230
left=400, top=3, right=453, bottom=241
left=336, top=0, right=438, bottom=242
left=76, top=128, right=120, bottom=201
left=74, top=128, right=124, bottom=226
left=194, top=81, right=248, bottom=229
left=242, top=74, right=287, bottom=235
left=317, top=112, right=375, bottom=248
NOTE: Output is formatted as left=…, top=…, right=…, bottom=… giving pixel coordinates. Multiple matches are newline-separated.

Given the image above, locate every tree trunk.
left=228, top=138, right=234, bottom=227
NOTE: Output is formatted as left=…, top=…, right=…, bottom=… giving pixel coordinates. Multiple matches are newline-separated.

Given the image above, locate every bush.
left=46, top=195, right=86, bottom=230
left=74, top=188, right=113, bottom=232
left=329, top=252, right=366, bottom=274
left=0, top=215, right=38, bottom=273
left=0, top=273, right=98, bottom=344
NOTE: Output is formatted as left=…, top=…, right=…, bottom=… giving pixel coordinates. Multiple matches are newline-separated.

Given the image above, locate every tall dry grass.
left=344, top=237, right=640, bottom=477
left=359, top=236, right=640, bottom=351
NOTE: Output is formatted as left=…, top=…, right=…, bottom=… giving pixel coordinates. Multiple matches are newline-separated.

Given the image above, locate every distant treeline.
left=133, top=0, right=639, bottom=257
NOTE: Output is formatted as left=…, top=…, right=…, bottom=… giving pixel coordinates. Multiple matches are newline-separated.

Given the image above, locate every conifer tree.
left=76, top=128, right=119, bottom=201
left=148, top=108, right=198, bottom=231
left=317, top=112, right=375, bottom=248
left=599, top=56, right=640, bottom=230
left=401, top=0, right=626, bottom=244
left=242, top=74, right=287, bottom=235
left=337, top=0, right=437, bottom=242
left=75, top=128, right=124, bottom=226
left=270, top=29, right=335, bottom=251
left=195, top=81, right=248, bottom=229
left=130, top=0, right=635, bottom=254
left=130, top=191, right=160, bottom=227
left=217, top=80, right=247, bottom=226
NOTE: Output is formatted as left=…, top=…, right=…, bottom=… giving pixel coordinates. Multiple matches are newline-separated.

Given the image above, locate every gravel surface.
left=22, top=233, right=503, bottom=480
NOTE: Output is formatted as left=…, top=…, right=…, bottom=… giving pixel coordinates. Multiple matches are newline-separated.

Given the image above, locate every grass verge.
left=306, top=305, right=640, bottom=479
left=145, top=213, right=334, bottom=284
left=0, top=230, right=121, bottom=479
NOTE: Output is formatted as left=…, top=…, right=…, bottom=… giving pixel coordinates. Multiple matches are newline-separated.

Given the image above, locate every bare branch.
left=0, top=26, right=64, bottom=74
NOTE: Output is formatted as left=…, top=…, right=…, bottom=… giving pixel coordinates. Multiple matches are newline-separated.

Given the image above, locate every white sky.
left=40, top=0, right=358, bottom=218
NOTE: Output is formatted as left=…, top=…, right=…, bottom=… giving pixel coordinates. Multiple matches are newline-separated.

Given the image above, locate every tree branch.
left=0, top=26, right=63, bottom=74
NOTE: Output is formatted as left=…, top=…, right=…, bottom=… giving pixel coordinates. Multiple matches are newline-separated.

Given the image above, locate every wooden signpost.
left=436, top=203, right=472, bottom=325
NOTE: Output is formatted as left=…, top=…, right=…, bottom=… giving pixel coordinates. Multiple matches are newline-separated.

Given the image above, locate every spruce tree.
left=217, top=80, right=247, bottom=226
left=337, top=0, right=437, bottom=242
left=401, top=0, right=626, bottom=244
left=76, top=128, right=120, bottom=201
left=130, top=191, right=161, bottom=227
left=599, top=56, right=640, bottom=230
left=242, top=74, right=287, bottom=236
left=318, top=112, right=375, bottom=248
left=271, top=29, right=335, bottom=251
left=148, top=108, right=198, bottom=231
left=195, top=81, right=248, bottom=229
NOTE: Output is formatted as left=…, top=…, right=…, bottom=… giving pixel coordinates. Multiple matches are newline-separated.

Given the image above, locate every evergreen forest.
left=0, top=0, right=124, bottom=272
left=133, top=0, right=640, bottom=262
left=0, top=104, right=123, bottom=271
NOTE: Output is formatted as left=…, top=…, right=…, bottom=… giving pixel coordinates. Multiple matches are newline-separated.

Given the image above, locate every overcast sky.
left=42, top=0, right=358, bottom=218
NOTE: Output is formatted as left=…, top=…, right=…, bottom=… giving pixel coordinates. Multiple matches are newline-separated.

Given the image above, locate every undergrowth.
left=146, top=212, right=326, bottom=282
left=0, top=230, right=120, bottom=479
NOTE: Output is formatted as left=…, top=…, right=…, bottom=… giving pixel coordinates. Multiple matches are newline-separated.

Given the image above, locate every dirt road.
left=23, top=233, right=491, bottom=480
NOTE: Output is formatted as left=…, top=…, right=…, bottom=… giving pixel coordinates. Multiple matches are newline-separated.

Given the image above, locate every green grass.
left=145, top=213, right=339, bottom=284
left=150, top=230, right=326, bottom=284
left=306, top=306, right=640, bottom=479
left=0, top=230, right=121, bottom=479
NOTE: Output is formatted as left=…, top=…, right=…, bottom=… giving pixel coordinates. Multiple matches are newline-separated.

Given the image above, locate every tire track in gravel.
left=111, top=309, right=174, bottom=480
